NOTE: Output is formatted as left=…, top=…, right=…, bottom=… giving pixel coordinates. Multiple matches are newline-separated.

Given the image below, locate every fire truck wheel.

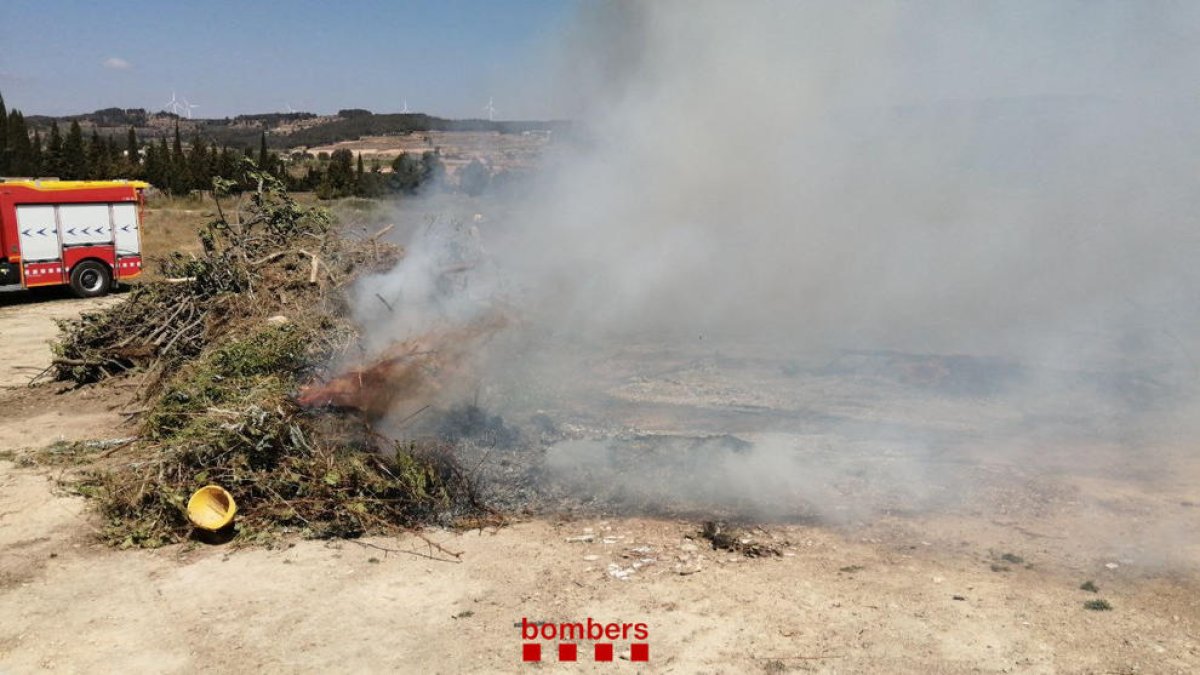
left=69, top=260, right=113, bottom=298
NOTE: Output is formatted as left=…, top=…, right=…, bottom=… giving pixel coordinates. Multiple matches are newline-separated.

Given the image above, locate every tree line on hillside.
left=277, top=111, right=569, bottom=149
left=297, top=148, right=459, bottom=199
left=22, top=104, right=569, bottom=154
left=0, top=92, right=500, bottom=198
left=0, top=91, right=285, bottom=190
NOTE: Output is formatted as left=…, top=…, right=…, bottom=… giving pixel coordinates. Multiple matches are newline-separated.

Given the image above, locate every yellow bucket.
left=187, top=485, right=237, bottom=531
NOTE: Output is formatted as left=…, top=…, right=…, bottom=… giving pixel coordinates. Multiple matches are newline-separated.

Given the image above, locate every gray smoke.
left=357, top=3, right=1200, bottom=544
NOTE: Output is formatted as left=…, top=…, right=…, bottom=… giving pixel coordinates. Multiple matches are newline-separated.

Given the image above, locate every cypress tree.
left=105, top=135, right=121, bottom=174
left=7, top=112, right=32, bottom=176
left=187, top=133, right=209, bottom=191
left=157, top=137, right=171, bottom=189
left=0, top=91, right=8, bottom=174
left=126, top=127, right=139, bottom=171
left=170, top=123, right=186, bottom=193
left=63, top=120, right=86, bottom=179
left=45, top=121, right=63, bottom=178
left=258, top=132, right=268, bottom=169
left=30, top=130, right=42, bottom=175
left=143, top=139, right=164, bottom=188
left=87, top=128, right=108, bottom=179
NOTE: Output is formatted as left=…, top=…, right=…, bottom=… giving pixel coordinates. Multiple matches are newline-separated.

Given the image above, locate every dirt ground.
left=1, top=296, right=1199, bottom=673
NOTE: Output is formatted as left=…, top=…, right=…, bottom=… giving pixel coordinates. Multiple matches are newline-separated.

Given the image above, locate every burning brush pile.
left=52, top=164, right=491, bottom=548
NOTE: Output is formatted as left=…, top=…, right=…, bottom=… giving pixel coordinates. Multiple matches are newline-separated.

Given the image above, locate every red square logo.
left=558, top=643, right=577, bottom=661
left=631, top=643, right=649, bottom=662
left=522, top=643, right=541, bottom=662
left=595, top=643, right=614, bottom=661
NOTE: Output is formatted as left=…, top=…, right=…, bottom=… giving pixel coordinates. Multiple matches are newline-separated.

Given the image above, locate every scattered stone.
left=607, top=563, right=635, bottom=580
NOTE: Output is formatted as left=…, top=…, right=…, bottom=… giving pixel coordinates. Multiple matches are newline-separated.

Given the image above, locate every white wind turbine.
left=482, top=97, right=496, bottom=121
left=401, top=99, right=411, bottom=114
left=180, top=97, right=199, bottom=119
left=164, top=91, right=186, bottom=116
left=284, top=102, right=297, bottom=114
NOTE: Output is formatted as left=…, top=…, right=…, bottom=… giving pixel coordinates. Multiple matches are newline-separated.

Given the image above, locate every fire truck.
left=0, top=179, right=147, bottom=297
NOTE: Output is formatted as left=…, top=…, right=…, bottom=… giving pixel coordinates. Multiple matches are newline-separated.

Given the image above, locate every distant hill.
left=23, top=108, right=571, bottom=152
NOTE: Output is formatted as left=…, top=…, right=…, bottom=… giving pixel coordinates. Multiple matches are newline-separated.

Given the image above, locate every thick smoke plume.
left=355, top=3, right=1200, bottom=538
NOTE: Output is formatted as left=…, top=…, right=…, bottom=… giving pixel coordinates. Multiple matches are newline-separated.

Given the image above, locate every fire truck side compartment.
left=0, top=181, right=146, bottom=291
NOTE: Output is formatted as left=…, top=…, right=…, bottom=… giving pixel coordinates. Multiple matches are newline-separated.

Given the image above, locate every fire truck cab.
left=0, top=180, right=147, bottom=298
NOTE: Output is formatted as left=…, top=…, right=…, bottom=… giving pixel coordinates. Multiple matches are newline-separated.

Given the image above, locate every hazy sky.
left=0, top=0, right=578, bottom=119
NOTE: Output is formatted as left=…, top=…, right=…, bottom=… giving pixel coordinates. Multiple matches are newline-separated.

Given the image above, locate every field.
left=302, top=130, right=552, bottom=175
left=1, top=196, right=1198, bottom=673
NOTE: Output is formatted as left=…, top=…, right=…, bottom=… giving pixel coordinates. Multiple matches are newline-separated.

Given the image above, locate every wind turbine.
left=284, top=102, right=297, bottom=114
left=164, top=91, right=186, bottom=116
left=483, top=97, right=496, bottom=121
left=180, top=97, right=199, bottom=119
left=401, top=99, right=411, bottom=114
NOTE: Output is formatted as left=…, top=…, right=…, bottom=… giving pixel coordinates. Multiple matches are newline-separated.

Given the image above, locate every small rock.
left=1105, top=562, right=1119, bottom=570
left=265, top=315, right=289, bottom=325
left=583, top=555, right=599, bottom=562
left=607, top=563, right=634, bottom=580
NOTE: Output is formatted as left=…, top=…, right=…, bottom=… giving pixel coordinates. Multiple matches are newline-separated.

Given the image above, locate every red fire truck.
left=0, top=180, right=147, bottom=297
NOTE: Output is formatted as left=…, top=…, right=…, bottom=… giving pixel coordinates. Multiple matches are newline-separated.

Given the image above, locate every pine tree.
left=459, top=158, right=490, bottom=197
left=45, top=121, right=64, bottom=178
left=421, top=150, right=445, bottom=187
left=63, top=120, right=86, bottom=179
left=217, top=145, right=236, bottom=182
left=326, top=148, right=355, bottom=197
left=390, top=152, right=423, bottom=193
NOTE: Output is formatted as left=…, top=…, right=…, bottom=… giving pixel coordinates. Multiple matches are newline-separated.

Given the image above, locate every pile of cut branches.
left=50, top=166, right=398, bottom=388
left=51, top=162, right=489, bottom=547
